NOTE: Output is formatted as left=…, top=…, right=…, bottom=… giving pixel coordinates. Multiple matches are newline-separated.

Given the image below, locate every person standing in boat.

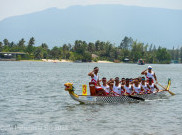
left=148, top=78, right=159, bottom=93
left=88, top=67, right=100, bottom=84
left=101, top=77, right=110, bottom=95
left=88, top=67, right=106, bottom=95
left=123, top=78, right=134, bottom=95
left=141, top=66, right=157, bottom=83
left=133, top=78, right=145, bottom=95
left=141, top=77, right=151, bottom=94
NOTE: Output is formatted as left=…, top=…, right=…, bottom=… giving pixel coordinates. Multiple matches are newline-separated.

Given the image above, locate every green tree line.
left=0, top=36, right=181, bottom=64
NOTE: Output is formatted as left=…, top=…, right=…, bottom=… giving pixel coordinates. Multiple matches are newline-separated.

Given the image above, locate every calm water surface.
left=0, top=62, right=182, bottom=135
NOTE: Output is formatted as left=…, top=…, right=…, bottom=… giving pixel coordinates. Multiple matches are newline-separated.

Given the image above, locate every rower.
left=141, top=65, right=157, bottom=83
left=138, top=76, right=142, bottom=83
left=133, top=78, right=144, bottom=95
left=107, top=78, right=115, bottom=85
left=141, top=77, right=150, bottom=94
left=113, top=77, right=122, bottom=96
left=148, top=78, right=159, bottom=93
left=101, top=77, right=110, bottom=95
left=121, top=78, right=126, bottom=85
left=88, top=67, right=106, bottom=96
left=109, top=83, right=115, bottom=96
left=124, top=78, right=134, bottom=95
left=129, top=78, right=134, bottom=84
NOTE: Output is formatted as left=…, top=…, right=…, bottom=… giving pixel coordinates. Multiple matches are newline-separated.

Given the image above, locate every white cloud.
left=0, top=0, right=182, bottom=21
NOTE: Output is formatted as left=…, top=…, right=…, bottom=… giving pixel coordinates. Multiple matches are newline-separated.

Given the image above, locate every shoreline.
left=1, top=60, right=174, bottom=64
left=96, top=60, right=114, bottom=63
left=19, top=59, right=115, bottom=63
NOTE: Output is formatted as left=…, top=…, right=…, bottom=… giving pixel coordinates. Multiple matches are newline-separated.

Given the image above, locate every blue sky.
left=0, top=0, right=182, bottom=21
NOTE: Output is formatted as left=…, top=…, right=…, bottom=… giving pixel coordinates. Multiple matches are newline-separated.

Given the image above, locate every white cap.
left=148, top=65, right=152, bottom=69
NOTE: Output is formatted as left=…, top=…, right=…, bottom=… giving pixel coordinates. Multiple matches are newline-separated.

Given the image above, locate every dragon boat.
left=64, top=79, right=172, bottom=104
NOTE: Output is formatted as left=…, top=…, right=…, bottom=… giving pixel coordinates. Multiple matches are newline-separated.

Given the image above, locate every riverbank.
left=42, top=59, right=72, bottom=63
left=96, top=60, right=113, bottom=63
left=19, top=59, right=114, bottom=63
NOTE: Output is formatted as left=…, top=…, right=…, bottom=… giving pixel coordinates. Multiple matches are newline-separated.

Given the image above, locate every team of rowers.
left=88, top=66, right=159, bottom=96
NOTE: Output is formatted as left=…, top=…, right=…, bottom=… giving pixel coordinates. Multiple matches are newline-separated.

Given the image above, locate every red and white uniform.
left=91, top=74, right=102, bottom=90
left=101, top=84, right=110, bottom=94
left=113, top=84, right=121, bottom=96
left=124, top=85, right=132, bottom=95
left=133, top=85, right=142, bottom=94
left=146, top=71, right=155, bottom=82
left=120, top=86, right=125, bottom=95
left=91, top=74, right=99, bottom=84
left=141, top=82, right=149, bottom=94
left=149, top=83, right=155, bottom=93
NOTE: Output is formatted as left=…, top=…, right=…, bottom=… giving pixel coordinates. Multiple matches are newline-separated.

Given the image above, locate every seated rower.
left=129, top=78, right=134, bottom=85
left=133, top=78, right=144, bottom=95
left=109, top=83, right=115, bottom=96
left=121, top=78, right=126, bottom=85
left=141, top=77, right=150, bottom=94
left=138, top=76, right=142, bottom=83
left=148, top=78, right=159, bottom=93
left=101, top=77, right=110, bottom=95
left=107, top=78, right=115, bottom=85
left=124, top=78, right=134, bottom=95
left=113, top=77, right=122, bottom=96
left=88, top=67, right=106, bottom=96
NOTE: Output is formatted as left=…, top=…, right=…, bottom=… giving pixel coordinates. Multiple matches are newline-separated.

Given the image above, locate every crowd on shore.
left=88, top=66, right=159, bottom=96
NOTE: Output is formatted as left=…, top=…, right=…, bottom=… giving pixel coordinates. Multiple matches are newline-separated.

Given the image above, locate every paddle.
left=128, top=95, right=145, bottom=101
left=156, top=79, right=175, bottom=96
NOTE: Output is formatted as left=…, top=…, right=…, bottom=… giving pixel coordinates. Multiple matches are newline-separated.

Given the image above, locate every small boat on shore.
left=64, top=79, right=171, bottom=104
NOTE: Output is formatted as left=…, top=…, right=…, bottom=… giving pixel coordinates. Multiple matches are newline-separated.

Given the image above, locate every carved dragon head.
left=64, top=82, right=73, bottom=91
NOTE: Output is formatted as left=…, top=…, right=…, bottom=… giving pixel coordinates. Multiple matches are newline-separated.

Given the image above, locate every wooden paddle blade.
left=128, top=95, right=145, bottom=101
left=167, top=78, right=171, bottom=90
left=168, top=90, right=175, bottom=96
left=157, top=79, right=175, bottom=96
left=167, top=78, right=175, bottom=96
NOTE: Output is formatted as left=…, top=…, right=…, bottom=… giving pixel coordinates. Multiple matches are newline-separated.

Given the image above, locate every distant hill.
left=0, top=5, right=182, bottom=48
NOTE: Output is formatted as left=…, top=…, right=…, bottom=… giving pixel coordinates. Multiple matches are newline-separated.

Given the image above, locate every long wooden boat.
left=64, top=79, right=171, bottom=104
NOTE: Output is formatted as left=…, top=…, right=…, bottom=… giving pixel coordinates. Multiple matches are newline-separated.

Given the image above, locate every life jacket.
left=133, top=84, right=142, bottom=94
left=113, top=84, right=121, bottom=96
left=124, top=85, right=132, bottom=95
left=101, top=84, right=110, bottom=94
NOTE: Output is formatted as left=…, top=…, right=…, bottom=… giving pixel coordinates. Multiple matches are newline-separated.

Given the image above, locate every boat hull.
left=69, top=91, right=168, bottom=104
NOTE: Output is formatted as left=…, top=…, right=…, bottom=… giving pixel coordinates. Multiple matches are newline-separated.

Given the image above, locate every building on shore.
left=0, top=52, right=26, bottom=61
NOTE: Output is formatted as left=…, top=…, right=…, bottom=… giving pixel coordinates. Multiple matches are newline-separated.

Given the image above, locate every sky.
left=0, top=0, right=182, bottom=21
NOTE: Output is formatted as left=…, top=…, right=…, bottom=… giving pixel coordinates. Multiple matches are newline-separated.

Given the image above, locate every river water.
left=0, top=62, right=181, bottom=135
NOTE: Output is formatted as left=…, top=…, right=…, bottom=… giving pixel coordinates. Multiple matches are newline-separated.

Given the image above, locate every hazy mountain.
left=0, top=5, right=182, bottom=48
